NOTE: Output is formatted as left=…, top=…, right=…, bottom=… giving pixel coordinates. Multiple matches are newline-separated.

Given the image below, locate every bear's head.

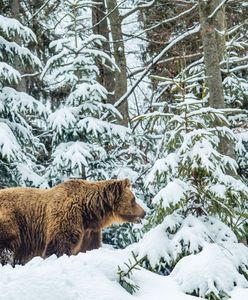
left=104, top=178, right=146, bottom=225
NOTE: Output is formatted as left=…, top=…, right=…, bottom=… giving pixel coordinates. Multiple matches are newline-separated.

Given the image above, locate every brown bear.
left=0, top=178, right=146, bottom=265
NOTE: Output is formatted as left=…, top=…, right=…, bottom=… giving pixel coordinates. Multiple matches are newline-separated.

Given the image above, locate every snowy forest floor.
left=0, top=246, right=247, bottom=300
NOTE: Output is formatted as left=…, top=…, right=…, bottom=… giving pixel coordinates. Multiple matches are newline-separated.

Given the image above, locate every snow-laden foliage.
left=176, top=26, right=248, bottom=180
left=143, top=98, right=248, bottom=237
left=41, top=0, right=130, bottom=184
left=0, top=14, right=46, bottom=187
left=171, top=242, right=248, bottom=299
left=0, top=15, right=37, bottom=43
left=134, top=214, right=247, bottom=272
left=130, top=74, right=248, bottom=299
left=122, top=215, right=248, bottom=299
left=222, top=36, right=248, bottom=108
left=235, top=127, right=248, bottom=178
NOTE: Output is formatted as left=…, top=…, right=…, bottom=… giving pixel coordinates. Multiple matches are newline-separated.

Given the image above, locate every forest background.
left=0, top=1, right=248, bottom=299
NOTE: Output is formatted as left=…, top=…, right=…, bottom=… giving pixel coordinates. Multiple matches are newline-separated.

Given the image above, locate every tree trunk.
left=210, top=0, right=226, bottom=60
left=199, top=0, right=234, bottom=159
left=106, top=0, right=129, bottom=126
left=199, top=0, right=225, bottom=109
left=92, top=0, right=115, bottom=105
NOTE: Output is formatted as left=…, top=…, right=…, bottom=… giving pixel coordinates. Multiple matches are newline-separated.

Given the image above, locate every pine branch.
left=117, top=251, right=147, bottom=294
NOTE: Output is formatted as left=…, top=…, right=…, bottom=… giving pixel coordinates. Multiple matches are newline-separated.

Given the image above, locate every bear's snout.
left=133, top=204, right=146, bottom=223
left=141, top=210, right=146, bottom=219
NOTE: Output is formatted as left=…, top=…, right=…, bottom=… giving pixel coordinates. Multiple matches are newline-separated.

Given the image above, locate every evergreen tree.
left=41, top=0, right=130, bottom=184
left=0, top=14, right=46, bottom=187
left=132, top=74, right=248, bottom=299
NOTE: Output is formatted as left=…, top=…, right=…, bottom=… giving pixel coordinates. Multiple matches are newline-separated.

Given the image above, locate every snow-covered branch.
left=208, top=0, right=229, bottom=20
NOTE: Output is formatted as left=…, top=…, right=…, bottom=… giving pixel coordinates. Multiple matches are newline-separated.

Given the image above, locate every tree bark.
left=199, top=0, right=234, bottom=159
left=199, top=0, right=225, bottom=109
left=106, top=0, right=129, bottom=126
left=210, top=0, right=226, bottom=60
left=92, top=0, right=115, bottom=104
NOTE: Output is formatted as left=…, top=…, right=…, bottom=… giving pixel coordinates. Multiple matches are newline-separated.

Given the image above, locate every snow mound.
left=0, top=247, right=247, bottom=300
left=171, top=243, right=248, bottom=298
left=0, top=249, right=132, bottom=300
left=0, top=248, right=198, bottom=300
left=133, top=214, right=239, bottom=270
left=153, top=179, right=192, bottom=208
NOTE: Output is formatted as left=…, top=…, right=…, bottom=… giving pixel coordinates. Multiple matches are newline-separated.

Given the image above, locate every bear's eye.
left=131, top=198, right=136, bottom=206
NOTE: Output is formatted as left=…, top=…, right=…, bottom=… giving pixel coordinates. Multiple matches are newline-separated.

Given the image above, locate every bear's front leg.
left=0, top=211, right=21, bottom=266
left=81, top=229, right=101, bottom=252
left=44, top=229, right=84, bottom=258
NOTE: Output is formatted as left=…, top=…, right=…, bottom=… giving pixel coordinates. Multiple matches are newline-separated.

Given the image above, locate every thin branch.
left=221, top=64, right=248, bottom=73
left=101, top=24, right=201, bottom=121
left=128, top=52, right=203, bottom=77
left=121, top=0, right=157, bottom=20
left=88, top=0, right=126, bottom=31
left=21, top=72, right=40, bottom=78
left=28, top=0, right=50, bottom=20
left=158, top=52, right=203, bottom=65
left=221, top=55, right=248, bottom=66
left=208, top=0, right=229, bottom=20
left=133, top=2, right=198, bottom=39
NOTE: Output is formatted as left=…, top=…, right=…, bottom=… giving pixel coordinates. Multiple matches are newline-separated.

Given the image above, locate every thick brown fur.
left=0, top=178, right=145, bottom=265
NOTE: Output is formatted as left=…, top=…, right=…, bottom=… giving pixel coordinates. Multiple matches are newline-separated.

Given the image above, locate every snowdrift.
left=0, top=247, right=247, bottom=300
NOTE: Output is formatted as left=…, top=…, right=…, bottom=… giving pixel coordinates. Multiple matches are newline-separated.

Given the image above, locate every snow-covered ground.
left=0, top=247, right=247, bottom=300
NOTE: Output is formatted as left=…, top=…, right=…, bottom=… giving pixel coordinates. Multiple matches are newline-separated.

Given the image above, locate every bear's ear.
left=103, top=179, right=131, bottom=205
left=122, top=178, right=131, bottom=188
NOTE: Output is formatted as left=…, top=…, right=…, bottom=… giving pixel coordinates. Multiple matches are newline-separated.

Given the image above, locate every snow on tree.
left=130, top=74, right=248, bottom=299
left=0, top=14, right=47, bottom=187
left=41, top=0, right=130, bottom=184
left=172, top=16, right=248, bottom=180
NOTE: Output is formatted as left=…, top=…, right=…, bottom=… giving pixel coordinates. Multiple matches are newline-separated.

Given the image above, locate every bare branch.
left=157, top=51, right=203, bottom=65
left=121, top=0, right=157, bottom=20
left=208, top=0, right=229, bottom=20
left=28, top=0, right=50, bottom=20
left=81, top=0, right=127, bottom=32
left=132, top=3, right=198, bottom=39
left=101, top=24, right=201, bottom=121
left=128, top=52, right=203, bottom=77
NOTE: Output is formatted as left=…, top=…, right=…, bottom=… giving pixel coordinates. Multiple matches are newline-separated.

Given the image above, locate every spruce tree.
left=132, top=73, right=248, bottom=299
left=41, top=0, right=130, bottom=184
left=0, top=14, right=46, bottom=187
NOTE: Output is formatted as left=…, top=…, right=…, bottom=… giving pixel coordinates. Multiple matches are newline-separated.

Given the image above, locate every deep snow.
left=0, top=247, right=247, bottom=300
